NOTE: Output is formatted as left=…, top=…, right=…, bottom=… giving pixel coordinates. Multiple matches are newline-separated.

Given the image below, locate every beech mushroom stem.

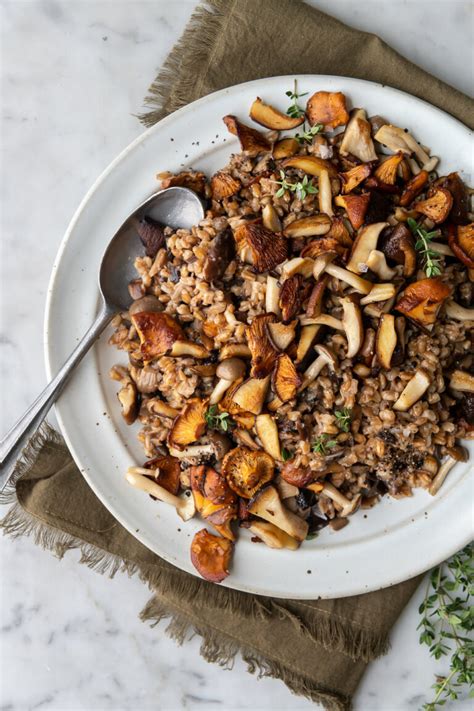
left=429, top=457, right=457, bottom=496
left=126, top=468, right=195, bottom=521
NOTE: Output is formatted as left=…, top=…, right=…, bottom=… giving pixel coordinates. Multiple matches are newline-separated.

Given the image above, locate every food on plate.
left=109, top=82, right=473, bottom=582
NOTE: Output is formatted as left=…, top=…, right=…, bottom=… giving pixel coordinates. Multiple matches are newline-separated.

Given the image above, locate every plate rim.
left=44, top=74, right=473, bottom=598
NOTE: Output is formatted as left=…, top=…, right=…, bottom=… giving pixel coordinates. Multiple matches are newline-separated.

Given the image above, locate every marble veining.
left=0, top=1, right=472, bottom=709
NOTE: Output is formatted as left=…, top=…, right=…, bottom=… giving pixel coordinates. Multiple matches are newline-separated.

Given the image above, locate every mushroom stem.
left=126, top=468, right=195, bottom=521
left=366, top=250, right=397, bottom=279
left=393, top=369, right=430, bottom=411
left=445, top=300, right=474, bottom=322
left=429, top=457, right=457, bottom=496
left=300, top=314, right=344, bottom=330
left=318, top=169, right=333, bottom=217
left=209, top=378, right=233, bottom=405
left=341, top=298, right=364, bottom=358
left=360, top=283, right=396, bottom=305
left=298, top=345, right=337, bottom=392
left=168, top=444, right=216, bottom=459
left=320, top=482, right=361, bottom=517
left=266, top=275, right=281, bottom=315
left=324, top=263, right=373, bottom=294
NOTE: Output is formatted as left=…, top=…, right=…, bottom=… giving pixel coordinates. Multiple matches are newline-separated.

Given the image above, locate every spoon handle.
left=0, top=301, right=114, bottom=491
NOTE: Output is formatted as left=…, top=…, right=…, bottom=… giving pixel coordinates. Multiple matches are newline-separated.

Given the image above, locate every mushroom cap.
left=216, top=357, right=246, bottom=381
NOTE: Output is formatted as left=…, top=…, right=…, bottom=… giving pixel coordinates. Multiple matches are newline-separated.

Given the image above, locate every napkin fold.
left=3, top=1, right=472, bottom=709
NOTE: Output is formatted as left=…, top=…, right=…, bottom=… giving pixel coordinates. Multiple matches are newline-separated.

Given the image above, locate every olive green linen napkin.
left=2, top=2, right=472, bottom=709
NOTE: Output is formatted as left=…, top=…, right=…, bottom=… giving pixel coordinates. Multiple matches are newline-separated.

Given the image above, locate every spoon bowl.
left=100, top=186, right=204, bottom=311
left=0, top=186, right=205, bottom=490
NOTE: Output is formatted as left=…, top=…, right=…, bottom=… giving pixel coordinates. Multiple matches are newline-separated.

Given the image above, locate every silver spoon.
left=0, top=186, right=204, bottom=491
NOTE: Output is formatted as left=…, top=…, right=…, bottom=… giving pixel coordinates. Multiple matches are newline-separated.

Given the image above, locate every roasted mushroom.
left=267, top=320, right=297, bottom=350
left=233, top=221, right=288, bottom=272
left=265, top=275, right=281, bottom=315
left=272, top=353, right=301, bottom=402
left=190, top=528, right=233, bottom=583
left=190, top=465, right=238, bottom=540
left=143, top=455, right=181, bottom=496
left=435, top=172, right=469, bottom=224
left=132, top=312, right=184, bottom=360
left=379, top=223, right=417, bottom=277
left=210, top=172, right=241, bottom=201
left=324, top=263, right=373, bottom=294
left=282, top=155, right=339, bottom=179
left=374, top=124, right=431, bottom=166
left=399, top=170, right=429, bottom=207
left=255, top=414, right=281, bottom=460
left=222, top=446, right=274, bottom=498
left=168, top=398, right=208, bottom=450
left=334, top=193, right=371, bottom=230
left=128, top=295, right=163, bottom=317
left=340, top=163, right=373, bottom=193
left=340, top=108, right=377, bottom=162
left=306, top=276, right=329, bottom=318
left=223, top=115, right=272, bottom=155
left=279, top=274, right=309, bottom=323
left=273, top=137, right=299, bottom=160
left=250, top=97, right=304, bottom=130
left=203, top=228, right=236, bottom=282
left=306, top=91, right=349, bottom=129
left=448, top=223, right=474, bottom=268
left=396, top=278, right=451, bottom=328
left=247, top=486, right=308, bottom=541
left=160, top=170, right=207, bottom=196
left=248, top=521, right=299, bottom=550
left=346, top=222, right=388, bottom=274
left=231, top=376, right=271, bottom=415
left=283, top=214, right=332, bottom=238
left=117, top=380, right=139, bottom=425
left=393, top=369, right=431, bottom=411
left=374, top=152, right=404, bottom=185
left=126, top=468, right=195, bottom=521
left=135, top=216, right=166, bottom=258
left=209, top=357, right=247, bottom=404
left=376, top=313, right=397, bottom=369
left=280, top=460, right=314, bottom=488
left=246, top=313, right=279, bottom=378
left=414, top=187, right=453, bottom=224
left=262, top=204, right=282, bottom=232
left=341, top=297, right=364, bottom=358
left=298, top=344, right=338, bottom=392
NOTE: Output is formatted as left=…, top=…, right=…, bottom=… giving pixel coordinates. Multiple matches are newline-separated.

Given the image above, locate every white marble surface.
left=0, top=1, right=472, bottom=709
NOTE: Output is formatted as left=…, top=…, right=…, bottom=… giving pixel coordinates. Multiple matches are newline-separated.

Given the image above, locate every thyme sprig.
left=205, top=405, right=234, bottom=433
left=285, top=79, right=308, bottom=119
left=274, top=170, right=318, bottom=200
left=295, top=123, right=323, bottom=144
left=407, top=217, right=443, bottom=278
left=334, top=407, right=352, bottom=433
left=312, top=434, right=337, bottom=455
left=418, top=544, right=473, bottom=710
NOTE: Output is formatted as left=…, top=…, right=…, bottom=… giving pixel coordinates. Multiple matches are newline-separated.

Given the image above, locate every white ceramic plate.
left=45, top=75, right=473, bottom=598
